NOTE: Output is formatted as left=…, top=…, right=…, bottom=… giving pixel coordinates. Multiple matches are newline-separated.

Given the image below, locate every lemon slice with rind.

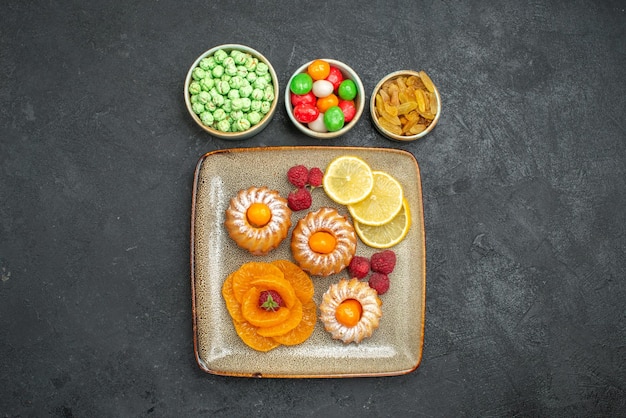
left=348, top=171, right=403, bottom=226
left=323, top=156, right=374, bottom=205
left=355, top=198, right=411, bottom=248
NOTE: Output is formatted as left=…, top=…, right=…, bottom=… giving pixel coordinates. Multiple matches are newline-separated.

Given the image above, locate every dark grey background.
left=1, top=1, right=624, bottom=416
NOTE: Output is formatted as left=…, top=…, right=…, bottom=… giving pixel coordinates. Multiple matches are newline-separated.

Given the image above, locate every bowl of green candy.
left=184, top=44, right=279, bottom=140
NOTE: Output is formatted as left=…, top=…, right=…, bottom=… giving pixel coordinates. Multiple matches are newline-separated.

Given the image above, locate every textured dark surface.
left=1, top=1, right=625, bottom=416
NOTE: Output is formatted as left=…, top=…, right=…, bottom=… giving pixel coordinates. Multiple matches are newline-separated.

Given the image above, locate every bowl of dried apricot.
left=370, top=70, right=441, bottom=141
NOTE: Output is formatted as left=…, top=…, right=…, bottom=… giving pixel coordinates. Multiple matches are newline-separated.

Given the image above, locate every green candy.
left=263, top=86, right=275, bottom=102
left=224, top=64, right=237, bottom=77
left=199, top=57, right=214, bottom=70
left=191, top=102, right=204, bottom=114
left=251, top=88, right=264, bottom=101
left=228, top=89, right=240, bottom=100
left=290, top=73, right=313, bottom=95
left=250, top=100, right=262, bottom=112
left=213, top=108, right=227, bottom=121
left=211, top=65, right=224, bottom=78
left=192, top=67, right=206, bottom=80
left=236, top=66, right=248, bottom=78
left=239, top=85, right=253, bottom=98
left=253, top=77, right=268, bottom=90
left=214, top=49, right=228, bottom=64
left=200, top=77, right=214, bottom=91
left=338, top=79, right=358, bottom=101
left=230, top=110, right=244, bottom=121
left=246, top=72, right=257, bottom=83
left=216, top=80, right=230, bottom=95
left=200, top=111, right=214, bottom=126
left=240, top=97, right=251, bottom=112
left=231, top=98, right=244, bottom=111
left=188, top=81, right=201, bottom=95
left=260, top=101, right=271, bottom=114
left=323, top=106, right=345, bottom=131
left=247, top=111, right=261, bottom=125
left=197, top=91, right=211, bottom=105
left=255, top=62, right=269, bottom=76
left=212, top=94, right=225, bottom=107
left=228, top=76, right=244, bottom=90
left=235, top=118, right=251, bottom=132
left=216, top=119, right=231, bottom=132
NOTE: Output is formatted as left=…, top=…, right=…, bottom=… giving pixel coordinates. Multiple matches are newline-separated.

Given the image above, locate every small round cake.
left=290, top=207, right=357, bottom=276
left=319, top=278, right=383, bottom=344
left=224, top=186, right=292, bottom=255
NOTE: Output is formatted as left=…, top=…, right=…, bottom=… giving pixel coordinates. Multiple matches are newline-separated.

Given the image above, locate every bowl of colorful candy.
left=370, top=70, right=441, bottom=142
left=285, top=59, right=365, bottom=139
left=184, top=44, right=279, bottom=140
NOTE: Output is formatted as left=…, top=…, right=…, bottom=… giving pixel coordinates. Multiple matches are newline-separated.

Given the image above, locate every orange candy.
left=246, top=202, right=271, bottom=227
left=316, top=93, right=339, bottom=113
left=307, top=59, right=331, bottom=81
left=335, top=299, right=363, bottom=327
left=308, top=231, right=336, bottom=254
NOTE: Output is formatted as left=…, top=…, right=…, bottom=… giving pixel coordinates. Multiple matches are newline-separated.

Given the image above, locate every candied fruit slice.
left=241, top=286, right=291, bottom=327
left=250, top=275, right=297, bottom=308
left=257, top=298, right=303, bottom=337
left=231, top=262, right=284, bottom=303
left=232, top=319, right=280, bottom=352
left=222, top=273, right=245, bottom=323
left=272, top=300, right=317, bottom=346
left=271, top=260, right=314, bottom=303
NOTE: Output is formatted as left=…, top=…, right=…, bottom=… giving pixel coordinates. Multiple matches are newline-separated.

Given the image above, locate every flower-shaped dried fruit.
left=222, top=260, right=317, bottom=351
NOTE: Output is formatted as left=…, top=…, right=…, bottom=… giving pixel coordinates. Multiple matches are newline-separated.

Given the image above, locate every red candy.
left=326, top=66, right=344, bottom=91
left=293, top=103, right=319, bottom=123
left=290, top=91, right=316, bottom=107
left=338, top=100, right=356, bottom=122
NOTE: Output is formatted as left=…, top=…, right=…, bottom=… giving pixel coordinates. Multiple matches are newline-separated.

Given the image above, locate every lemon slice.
left=355, top=198, right=411, bottom=248
left=322, top=156, right=374, bottom=205
left=347, top=171, right=403, bottom=226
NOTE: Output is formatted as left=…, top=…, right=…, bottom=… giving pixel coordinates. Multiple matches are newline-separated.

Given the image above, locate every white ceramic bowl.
left=285, top=59, right=365, bottom=139
left=370, top=70, right=441, bottom=142
left=184, top=44, right=279, bottom=140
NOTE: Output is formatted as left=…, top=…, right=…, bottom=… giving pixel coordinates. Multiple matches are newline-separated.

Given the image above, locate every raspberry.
left=370, top=250, right=396, bottom=274
left=258, top=290, right=284, bottom=311
left=287, top=187, right=312, bottom=211
left=368, top=273, right=390, bottom=295
left=308, top=167, right=324, bottom=188
left=348, top=256, right=370, bottom=279
left=287, top=165, right=309, bottom=188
